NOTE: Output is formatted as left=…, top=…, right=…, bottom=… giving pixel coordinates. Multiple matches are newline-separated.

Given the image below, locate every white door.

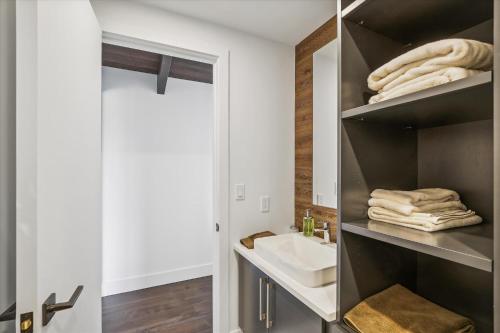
left=16, top=1, right=102, bottom=332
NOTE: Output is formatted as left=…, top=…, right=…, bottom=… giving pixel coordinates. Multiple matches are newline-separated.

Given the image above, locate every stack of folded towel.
left=368, top=188, right=482, bottom=232
left=344, top=284, right=475, bottom=333
left=367, top=38, right=493, bottom=104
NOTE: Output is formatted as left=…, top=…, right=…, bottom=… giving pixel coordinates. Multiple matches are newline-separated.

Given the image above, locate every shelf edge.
left=341, top=0, right=369, bottom=18
left=341, top=71, right=493, bottom=119
left=341, top=221, right=493, bottom=272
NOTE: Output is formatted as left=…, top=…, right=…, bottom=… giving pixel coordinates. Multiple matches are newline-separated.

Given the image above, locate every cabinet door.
left=238, top=256, right=268, bottom=333
left=269, top=280, right=324, bottom=333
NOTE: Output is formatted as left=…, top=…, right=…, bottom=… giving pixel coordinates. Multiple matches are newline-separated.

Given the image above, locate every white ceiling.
left=134, top=0, right=337, bottom=45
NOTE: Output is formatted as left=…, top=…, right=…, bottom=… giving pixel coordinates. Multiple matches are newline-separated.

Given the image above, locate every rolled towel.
left=368, top=197, right=467, bottom=216
left=367, top=39, right=493, bottom=92
left=371, top=188, right=460, bottom=206
left=368, top=67, right=482, bottom=104
left=344, top=284, right=475, bottom=333
left=240, top=231, right=275, bottom=249
left=368, top=207, right=482, bottom=232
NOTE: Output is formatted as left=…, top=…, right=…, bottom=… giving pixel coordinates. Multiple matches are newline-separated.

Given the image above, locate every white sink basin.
left=254, top=233, right=337, bottom=288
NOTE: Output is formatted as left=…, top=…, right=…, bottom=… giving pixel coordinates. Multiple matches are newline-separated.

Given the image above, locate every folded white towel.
left=368, top=67, right=482, bottom=104
left=367, top=39, right=493, bottom=92
left=368, top=198, right=467, bottom=216
left=371, top=188, right=460, bottom=206
left=368, top=207, right=482, bottom=232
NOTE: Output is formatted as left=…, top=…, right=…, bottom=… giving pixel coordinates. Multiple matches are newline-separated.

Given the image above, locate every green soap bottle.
left=303, top=209, right=314, bottom=237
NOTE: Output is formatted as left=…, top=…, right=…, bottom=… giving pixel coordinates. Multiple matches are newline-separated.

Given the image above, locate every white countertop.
left=234, top=241, right=337, bottom=322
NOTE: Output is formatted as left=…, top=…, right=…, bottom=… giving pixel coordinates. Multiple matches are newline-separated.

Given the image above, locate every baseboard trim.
left=102, top=263, right=213, bottom=296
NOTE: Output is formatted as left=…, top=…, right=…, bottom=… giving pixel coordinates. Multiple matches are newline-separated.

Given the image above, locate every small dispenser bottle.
left=303, top=209, right=314, bottom=237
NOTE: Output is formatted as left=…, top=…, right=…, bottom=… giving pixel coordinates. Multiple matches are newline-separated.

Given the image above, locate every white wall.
left=91, top=1, right=295, bottom=330
left=313, top=40, right=338, bottom=209
left=0, top=1, right=16, bottom=331
left=102, top=67, right=214, bottom=296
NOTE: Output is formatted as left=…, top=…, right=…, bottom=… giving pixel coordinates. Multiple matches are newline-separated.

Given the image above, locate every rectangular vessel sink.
left=254, top=233, right=336, bottom=287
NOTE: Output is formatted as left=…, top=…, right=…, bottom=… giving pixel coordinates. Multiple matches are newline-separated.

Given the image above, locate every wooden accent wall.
left=295, top=16, right=338, bottom=241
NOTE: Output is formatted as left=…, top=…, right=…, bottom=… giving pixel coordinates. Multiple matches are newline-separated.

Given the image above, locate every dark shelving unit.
left=332, top=0, right=498, bottom=332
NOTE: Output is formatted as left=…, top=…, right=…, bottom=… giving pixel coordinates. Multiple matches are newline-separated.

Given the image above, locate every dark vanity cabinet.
left=238, top=255, right=324, bottom=333
left=238, top=256, right=268, bottom=333
left=271, top=282, right=325, bottom=333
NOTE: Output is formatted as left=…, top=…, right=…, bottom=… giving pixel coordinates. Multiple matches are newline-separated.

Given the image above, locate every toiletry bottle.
left=303, top=209, right=314, bottom=237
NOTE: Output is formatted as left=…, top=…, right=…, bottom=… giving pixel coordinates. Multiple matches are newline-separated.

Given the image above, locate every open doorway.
left=99, top=41, right=218, bottom=333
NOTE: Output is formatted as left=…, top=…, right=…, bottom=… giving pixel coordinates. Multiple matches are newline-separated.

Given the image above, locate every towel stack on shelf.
left=367, top=38, right=493, bottom=104
left=368, top=188, right=482, bottom=232
left=344, top=284, right=475, bottom=333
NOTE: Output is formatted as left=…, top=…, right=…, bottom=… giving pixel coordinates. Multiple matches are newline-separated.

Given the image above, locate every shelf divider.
left=342, top=219, right=493, bottom=272
left=341, top=0, right=369, bottom=18
left=342, top=71, right=493, bottom=129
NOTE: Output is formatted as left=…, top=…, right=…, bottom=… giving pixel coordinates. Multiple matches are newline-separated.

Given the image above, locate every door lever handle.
left=0, top=302, right=15, bottom=322
left=42, top=285, right=83, bottom=326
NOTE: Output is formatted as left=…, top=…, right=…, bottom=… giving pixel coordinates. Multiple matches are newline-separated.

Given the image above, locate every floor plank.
left=102, top=276, right=212, bottom=333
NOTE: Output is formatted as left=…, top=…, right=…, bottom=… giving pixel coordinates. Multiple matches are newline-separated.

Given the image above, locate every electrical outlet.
left=235, top=184, right=245, bottom=200
left=316, top=193, right=324, bottom=205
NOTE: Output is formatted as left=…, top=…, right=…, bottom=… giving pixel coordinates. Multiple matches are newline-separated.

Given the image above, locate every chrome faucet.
left=315, top=222, right=330, bottom=244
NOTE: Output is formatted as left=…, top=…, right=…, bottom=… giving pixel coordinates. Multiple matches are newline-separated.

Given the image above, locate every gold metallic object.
left=20, top=312, right=33, bottom=333
left=20, top=318, right=32, bottom=331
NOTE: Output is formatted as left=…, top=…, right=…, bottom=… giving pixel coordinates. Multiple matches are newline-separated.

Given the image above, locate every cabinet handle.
left=266, top=282, right=273, bottom=328
left=259, top=278, right=266, bottom=321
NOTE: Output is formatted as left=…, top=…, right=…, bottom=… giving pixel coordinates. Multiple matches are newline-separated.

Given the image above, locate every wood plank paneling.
left=295, top=16, right=338, bottom=241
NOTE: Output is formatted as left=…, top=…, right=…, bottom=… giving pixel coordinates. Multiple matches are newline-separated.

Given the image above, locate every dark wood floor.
left=102, top=276, right=212, bottom=333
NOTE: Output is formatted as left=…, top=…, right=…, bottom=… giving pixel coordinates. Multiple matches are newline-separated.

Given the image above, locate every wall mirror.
left=312, top=39, right=338, bottom=209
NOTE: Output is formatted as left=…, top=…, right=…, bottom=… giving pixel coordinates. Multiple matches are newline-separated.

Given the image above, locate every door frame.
left=102, top=31, right=230, bottom=333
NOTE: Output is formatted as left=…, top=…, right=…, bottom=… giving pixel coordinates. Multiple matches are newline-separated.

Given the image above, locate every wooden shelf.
left=342, top=219, right=493, bottom=272
left=341, top=71, right=492, bottom=129
left=342, top=0, right=493, bottom=43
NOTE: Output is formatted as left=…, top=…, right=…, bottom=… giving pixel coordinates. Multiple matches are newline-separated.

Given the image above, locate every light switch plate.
left=235, top=184, right=245, bottom=200
left=260, top=195, right=270, bottom=213
left=316, top=193, right=324, bottom=206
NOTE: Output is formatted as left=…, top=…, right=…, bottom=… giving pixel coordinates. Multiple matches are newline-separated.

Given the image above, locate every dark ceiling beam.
left=157, top=55, right=172, bottom=94
left=170, top=58, right=213, bottom=84
left=102, top=43, right=160, bottom=74
left=102, top=43, right=213, bottom=85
